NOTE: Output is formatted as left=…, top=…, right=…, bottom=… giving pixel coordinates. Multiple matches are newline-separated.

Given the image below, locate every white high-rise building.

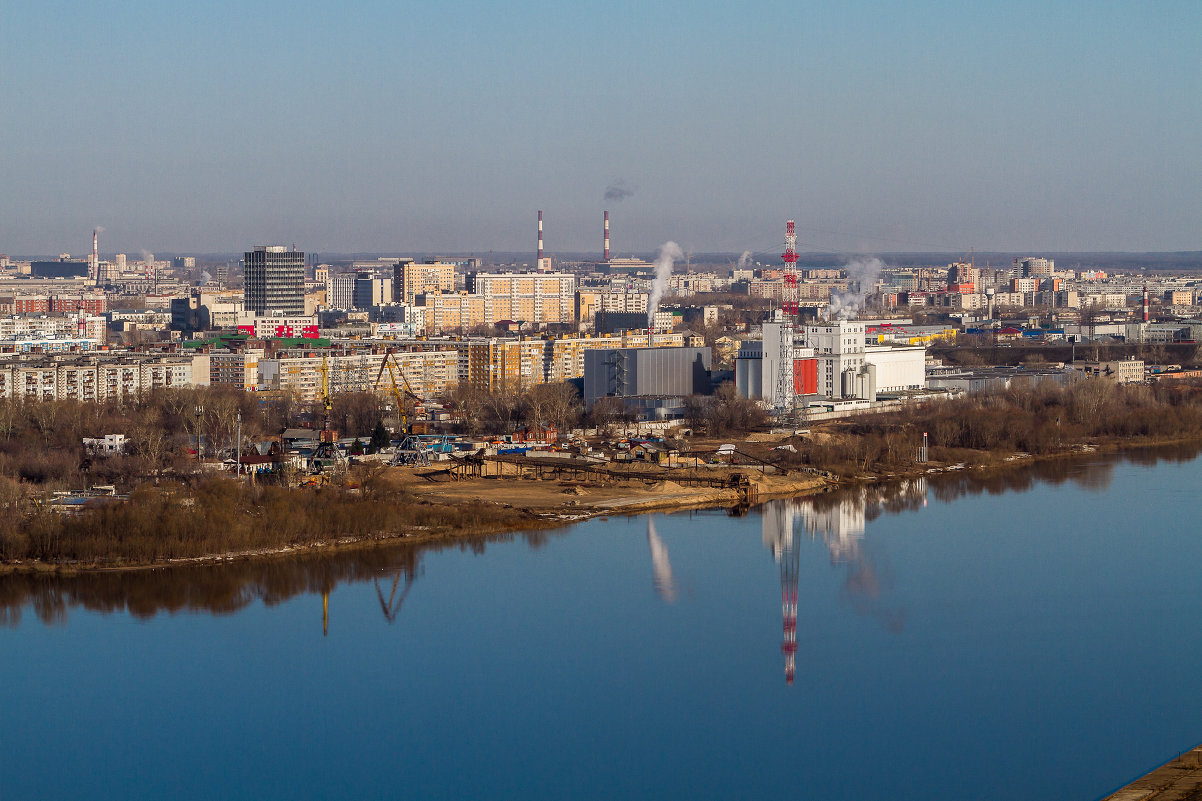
left=805, top=320, right=866, bottom=398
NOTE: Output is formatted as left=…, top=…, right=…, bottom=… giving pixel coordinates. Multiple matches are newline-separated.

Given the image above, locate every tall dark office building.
left=244, top=245, right=305, bottom=315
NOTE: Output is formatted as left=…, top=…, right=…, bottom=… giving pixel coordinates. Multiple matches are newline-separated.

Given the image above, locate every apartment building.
left=210, top=349, right=264, bottom=391
left=465, top=272, right=576, bottom=326
left=257, top=350, right=459, bottom=402
left=394, top=260, right=456, bottom=305
left=0, top=355, right=196, bottom=401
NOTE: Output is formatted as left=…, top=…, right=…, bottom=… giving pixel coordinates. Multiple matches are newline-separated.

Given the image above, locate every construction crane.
left=375, top=570, right=417, bottom=623
left=318, top=354, right=333, bottom=439
left=373, top=351, right=425, bottom=433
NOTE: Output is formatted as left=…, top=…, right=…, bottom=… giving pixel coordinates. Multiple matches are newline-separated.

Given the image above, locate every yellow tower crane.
left=318, top=355, right=334, bottom=442
left=373, top=351, right=425, bottom=433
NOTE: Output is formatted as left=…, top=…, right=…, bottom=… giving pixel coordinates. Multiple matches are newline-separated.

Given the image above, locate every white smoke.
left=737, top=250, right=752, bottom=270
left=647, top=241, right=683, bottom=326
left=825, top=257, right=885, bottom=320
left=93, top=225, right=105, bottom=235
left=199, top=270, right=212, bottom=285
left=647, top=519, right=678, bottom=603
left=140, top=250, right=155, bottom=266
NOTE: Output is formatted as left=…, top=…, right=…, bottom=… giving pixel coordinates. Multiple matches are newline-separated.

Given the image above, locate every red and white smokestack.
left=648, top=325, right=654, bottom=348
left=92, top=229, right=99, bottom=283
left=537, top=210, right=544, bottom=263
left=1143, top=285, right=1149, bottom=323
left=604, top=210, right=610, bottom=261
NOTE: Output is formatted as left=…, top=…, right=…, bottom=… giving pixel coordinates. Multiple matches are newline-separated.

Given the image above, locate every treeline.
left=0, top=385, right=409, bottom=495
left=775, top=378, right=1202, bottom=476
left=0, top=469, right=549, bottom=564
left=440, top=382, right=613, bottom=437
left=935, top=342, right=1202, bottom=369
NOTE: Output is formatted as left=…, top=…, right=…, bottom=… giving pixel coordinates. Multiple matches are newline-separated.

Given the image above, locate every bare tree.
left=133, top=409, right=170, bottom=477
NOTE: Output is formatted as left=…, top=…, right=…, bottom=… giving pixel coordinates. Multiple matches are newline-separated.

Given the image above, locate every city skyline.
left=2, top=0, right=1198, bottom=256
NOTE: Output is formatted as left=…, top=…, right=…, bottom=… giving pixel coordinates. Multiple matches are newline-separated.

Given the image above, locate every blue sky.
left=2, top=0, right=1198, bottom=257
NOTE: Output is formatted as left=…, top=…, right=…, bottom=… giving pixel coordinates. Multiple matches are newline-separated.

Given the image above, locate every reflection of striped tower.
left=775, top=220, right=798, bottom=415
left=780, top=525, right=799, bottom=685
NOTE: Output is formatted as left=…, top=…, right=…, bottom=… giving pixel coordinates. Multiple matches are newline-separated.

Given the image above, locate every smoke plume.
left=199, top=270, right=212, bottom=285
left=737, top=250, right=753, bottom=270
left=825, top=256, right=885, bottom=320
left=93, top=225, right=105, bottom=234
left=140, top=250, right=155, bottom=266
left=647, top=241, right=683, bottom=326
left=604, top=179, right=635, bottom=202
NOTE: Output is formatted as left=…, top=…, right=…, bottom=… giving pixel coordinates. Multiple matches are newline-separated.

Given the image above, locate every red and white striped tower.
left=1143, top=285, right=1149, bottom=323
left=603, top=211, right=610, bottom=261
left=782, top=220, right=799, bottom=318
left=91, top=229, right=99, bottom=285
left=537, top=210, right=544, bottom=265
left=774, top=220, right=800, bottom=415
left=780, top=529, right=799, bottom=685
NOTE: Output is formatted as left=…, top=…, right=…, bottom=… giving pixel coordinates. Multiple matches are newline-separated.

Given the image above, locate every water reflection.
left=646, top=519, right=678, bottom=603
left=2, top=444, right=1197, bottom=634
left=761, top=479, right=919, bottom=684
left=0, top=529, right=561, bottom=629
left=755, top=442, right=1202, bottom=684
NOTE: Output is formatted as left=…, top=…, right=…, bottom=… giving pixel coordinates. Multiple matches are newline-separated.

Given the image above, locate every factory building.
left=583, top=346, right=712, bottom=418
left=807, top=321, right=867, bottom=399
left=735, top=322, right=818, bottom=405
left=30, top=259, right=89, bottom=279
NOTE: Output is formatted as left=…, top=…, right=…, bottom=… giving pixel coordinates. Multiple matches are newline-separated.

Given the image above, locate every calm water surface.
left=4, top=447, right=1202, bottom=800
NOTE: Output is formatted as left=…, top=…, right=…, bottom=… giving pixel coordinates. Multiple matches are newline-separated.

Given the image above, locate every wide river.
left=4, top=446, right=1202, bottom=800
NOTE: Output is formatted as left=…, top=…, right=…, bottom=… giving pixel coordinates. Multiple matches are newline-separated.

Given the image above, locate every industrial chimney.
left=537, top=210, right=544, bottom=265
left=603, top=210, right=610, bottom=261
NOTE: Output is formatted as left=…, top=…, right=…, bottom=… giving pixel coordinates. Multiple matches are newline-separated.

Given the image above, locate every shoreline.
left=0, top=471, right=833, bottom=576
left=4, top=434, right=1200, bottom=577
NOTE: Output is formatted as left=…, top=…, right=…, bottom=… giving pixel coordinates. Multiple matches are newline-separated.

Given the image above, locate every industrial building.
left=735, top=319, right=926, bottom=404
left=583, top=346, right=712, bottom=418
left=735, top=321, right=818, bottom=405
left=30, top=259, right=89, bottom=279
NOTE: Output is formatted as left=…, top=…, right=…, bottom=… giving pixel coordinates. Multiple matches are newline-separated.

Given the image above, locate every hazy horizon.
left=2, top=1, right=1198, bottom=257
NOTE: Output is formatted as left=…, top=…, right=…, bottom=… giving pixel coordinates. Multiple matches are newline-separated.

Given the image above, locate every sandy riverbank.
left=401, top=467, right=831, bottom=516
left=0, top=465, right=834, bottom=575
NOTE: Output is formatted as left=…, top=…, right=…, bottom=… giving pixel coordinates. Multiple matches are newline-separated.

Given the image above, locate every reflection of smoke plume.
left=200, top=270, right=212, bottom=285
left=646, top=519, right=678, bottom=602
left=778, top=481, right=919, bottom=632
left=647, top=241, right=683, bottom=326
left=604, top=180, right=634, bottom=201
left=840, top=548, right=905, bottom=633
left=737, top=251, right=752, bottom=270
left=825, top=257, right=885, bottom=320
